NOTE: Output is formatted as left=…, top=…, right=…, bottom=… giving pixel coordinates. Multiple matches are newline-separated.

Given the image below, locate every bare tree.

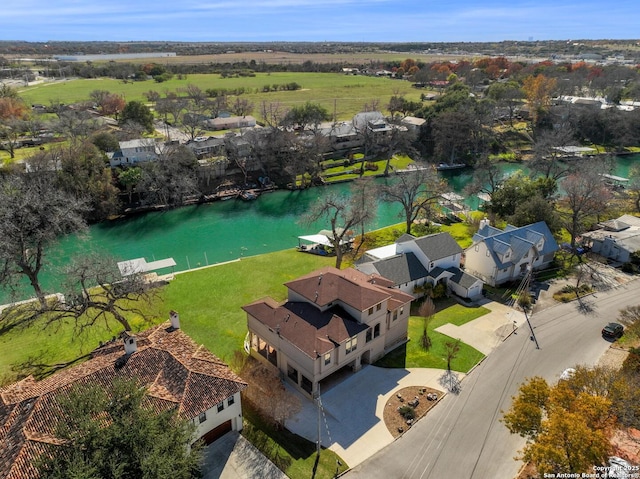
left=560, top=159, right=613, bottom=249
left=303, top=190, right=373, bottom=269
left=381, top=165, right=446, bottom=234
left=418, top=297, right=436, bottom=351
left=445, top=338, right=461, bottom=371
left=136, top=144, right=200, bottom=208
left=239, top=356, right=301, bottom=429
left=0, top=173, right=88, bottom=308
left=529, top=127, right=575, bottom=181
left=46, top=253, right=160, bottom=333
left=231, top=97, right=254, bottom=117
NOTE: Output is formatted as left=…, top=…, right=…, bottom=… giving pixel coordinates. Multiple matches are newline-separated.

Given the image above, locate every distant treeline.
left=1, top=39, right=639, bottom=60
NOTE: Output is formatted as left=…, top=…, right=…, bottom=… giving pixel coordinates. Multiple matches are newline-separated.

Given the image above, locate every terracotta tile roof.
left=0, top=321, right=247, bottom=479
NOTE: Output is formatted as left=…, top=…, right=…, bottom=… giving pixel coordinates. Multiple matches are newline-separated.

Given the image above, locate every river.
left=5, top=154, right=640, bottom=302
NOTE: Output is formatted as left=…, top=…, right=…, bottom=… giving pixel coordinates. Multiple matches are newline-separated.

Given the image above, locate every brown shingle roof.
left=0, top=321, right=247, bottom=479
left=244, top=267, right=413, bottom=358
left=284, top=266, right=396, bottom=311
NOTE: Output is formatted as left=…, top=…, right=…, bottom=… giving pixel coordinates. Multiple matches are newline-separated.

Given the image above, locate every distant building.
left=108, top=138, right=159, bottom=167
left=204, top=116, right=257, bottom=131
left=582, top=214, right=640, bottom=263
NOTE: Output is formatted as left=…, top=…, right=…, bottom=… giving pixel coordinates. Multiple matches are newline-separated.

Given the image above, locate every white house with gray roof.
left=108, top=139, right=160, bottom=167
left=464, top=220, right=558, bottom=286
left=356, top=232, right=484, bottom=299
left=581, top=214, right=640, bottom=263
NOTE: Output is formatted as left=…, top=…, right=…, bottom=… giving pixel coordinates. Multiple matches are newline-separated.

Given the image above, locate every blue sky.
left=2, top=0, right=638, bottom=43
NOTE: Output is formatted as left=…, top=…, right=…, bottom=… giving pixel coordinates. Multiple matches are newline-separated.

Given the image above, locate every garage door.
left=201, top=420, right=232, bottom=445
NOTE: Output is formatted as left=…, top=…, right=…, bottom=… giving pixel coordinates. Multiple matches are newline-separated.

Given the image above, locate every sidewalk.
left=435, top=300, right=525, bottom=355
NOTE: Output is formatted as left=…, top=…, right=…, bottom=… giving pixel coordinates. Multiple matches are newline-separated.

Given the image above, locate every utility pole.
left=314, top=384, right=322, bottom=456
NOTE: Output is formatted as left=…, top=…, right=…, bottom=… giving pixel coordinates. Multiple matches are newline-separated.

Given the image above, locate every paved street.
left=344, top=279, right=639, bottom=479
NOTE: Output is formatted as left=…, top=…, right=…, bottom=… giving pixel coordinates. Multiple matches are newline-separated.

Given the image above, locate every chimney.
left=123, top=332, right=137, bottom=355
left=479, top=218, right=490, bottom=230
left=169, top=310, right=180, bottom=330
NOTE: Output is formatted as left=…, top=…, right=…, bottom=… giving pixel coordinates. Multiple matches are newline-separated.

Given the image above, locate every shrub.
left=622, top=348, right=640, bottom=373
left=398, top=405, right=416, bottom=420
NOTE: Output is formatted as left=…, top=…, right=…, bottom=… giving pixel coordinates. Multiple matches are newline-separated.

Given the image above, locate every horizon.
left=3, top=1, right=640, bottom=44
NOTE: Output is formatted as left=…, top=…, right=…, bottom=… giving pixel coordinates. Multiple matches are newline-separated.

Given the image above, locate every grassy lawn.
left=0, top=250, right=333, bottom=385
left=0, top=307, right=162, bottom=385
left=374, top=302, right=487, bottom=372
left=158, top=250, right=335, bottom=361
left=242, top=406, right=348, bottom=479
left=18, top=73, right=422, bottom=122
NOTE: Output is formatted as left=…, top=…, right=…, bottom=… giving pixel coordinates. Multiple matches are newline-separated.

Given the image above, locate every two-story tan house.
left=242, top=267, right=413, bottom=397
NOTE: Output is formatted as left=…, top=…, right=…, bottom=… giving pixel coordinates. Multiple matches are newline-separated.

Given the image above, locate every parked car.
left=602, top=322, right=624, bottom=339
left=560, top=368, right=576, bottom=381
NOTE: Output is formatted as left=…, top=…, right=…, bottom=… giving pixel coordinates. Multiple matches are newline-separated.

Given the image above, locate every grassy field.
left=374, top=301, right=487, bottom=371
left=18, top=72, right=423, bottom=121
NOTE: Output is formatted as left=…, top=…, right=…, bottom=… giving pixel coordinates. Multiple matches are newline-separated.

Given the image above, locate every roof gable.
left=412, top=232, right=463, bottom=261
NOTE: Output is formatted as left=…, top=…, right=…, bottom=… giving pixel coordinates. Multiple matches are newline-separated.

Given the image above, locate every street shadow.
left=575, top=296, right=597, bottom=315
left=438, top=370, right=462, bottom=395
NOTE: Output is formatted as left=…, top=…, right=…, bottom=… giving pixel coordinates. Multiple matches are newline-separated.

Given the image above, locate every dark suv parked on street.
left=602, top=322, right=624, bottom=339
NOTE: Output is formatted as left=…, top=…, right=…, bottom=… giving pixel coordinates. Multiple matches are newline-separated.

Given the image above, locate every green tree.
left=90, top=131, right=120, bottom=153
left=282, top=101, right=330, bottom=131
left=56, top=142, right=120, bottom=222
left=118, top=166, right=143, bottom=204
left=37, top=378, right=202, bottom=479
left=120, top=100, right=155, bottom=133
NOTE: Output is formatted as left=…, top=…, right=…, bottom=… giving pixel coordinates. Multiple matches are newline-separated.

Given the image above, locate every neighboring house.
left=464, top=220, right=559, bottom=286
left=320, top=121, right=361, bottom=151
left=0, top=312, right=247, bottom=479
left=581, top=214, right=640, bottom=263
left=243, top=267, right=413, bottom=397
left=356, top=232, right=483, bottom=299
left=204, top=115, right=257, bottom=131
left=185, top=136, right=226, bottom=159
left=352, top=111, right=393, bottom=134
left=108, top=138, right=159, bottom=167
left=401, top=116, right=427, bottom=133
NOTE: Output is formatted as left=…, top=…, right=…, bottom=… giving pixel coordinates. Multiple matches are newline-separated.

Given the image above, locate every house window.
left=400, top=306, right=404, bottom=315
left=217, top=402, right=224, bottom=413
left=368, top=307, right=374, bottom=315
left=429, top=262, right=434, bottom=269
left=376, top=303, right=381, bottom=311
left=324, top=352, right=331, bottom=365
left=393, top=310, right=398, bottom=321
left=228, top=396, right=235, bottom=406
left=366, top=329, right=372, bottom=343
left=374, top=324, right=381, bottom=338
left=198, top=412, right=207, bottom=423
left=346, top=336, right=358, bottom=354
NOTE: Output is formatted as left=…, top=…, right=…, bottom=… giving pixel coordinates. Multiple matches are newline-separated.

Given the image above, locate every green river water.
left=5, top=155, right=640, bottom=302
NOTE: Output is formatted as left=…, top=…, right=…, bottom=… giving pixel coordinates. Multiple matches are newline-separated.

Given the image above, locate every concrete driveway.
left=286, top=299, right=524, bottom=468
left=202, top=431, right=288, bottom=479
